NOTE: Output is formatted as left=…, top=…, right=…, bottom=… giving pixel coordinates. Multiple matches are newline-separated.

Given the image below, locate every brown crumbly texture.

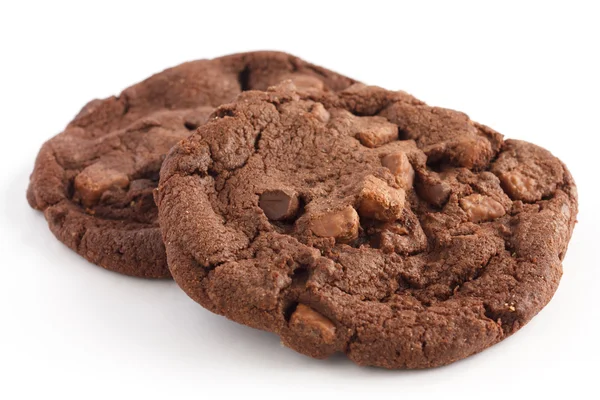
left=157, top=82, right=577, bottom=368
left=27, top=52, right=357, bottom=278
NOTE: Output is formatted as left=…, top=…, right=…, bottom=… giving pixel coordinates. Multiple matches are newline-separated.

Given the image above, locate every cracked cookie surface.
left=156, top=82, right=577, bottom=368
left=27, top=52, right=357, bottom=278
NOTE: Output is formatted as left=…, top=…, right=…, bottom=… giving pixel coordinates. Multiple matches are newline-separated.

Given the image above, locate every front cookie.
left=27, top=52, right=357, bottom=278
left=156, top=83, right=577, bottom=368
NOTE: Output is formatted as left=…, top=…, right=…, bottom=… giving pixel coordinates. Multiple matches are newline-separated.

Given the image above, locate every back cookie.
left=27, top=52, right=357, bottom=278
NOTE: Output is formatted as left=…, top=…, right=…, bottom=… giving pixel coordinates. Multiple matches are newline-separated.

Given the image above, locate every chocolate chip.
left=286, top=74, right=325, bottom=91
left=459, top=194, right=506, bottom=222
left=259, top=189, right=300, bottom=221
left=356, top=117, right=399, bottom=148
left=381, top=151, right=414, bottom=190
left=421, top=182, right=451, bottom=207
left=74, top=163, right=129, bottom=207
left=289, top=304, right=336, bottom=344
left=309, top=205, right=359, bottom=242
left=416, top=170, right=451, bottom=207
left=499, top=170, right=538, bottom=202
left=310, top=103, right=330, bottom=123
left=491, top=140, right=564, bottom=203
left=357, top=176, right=405, bottom=221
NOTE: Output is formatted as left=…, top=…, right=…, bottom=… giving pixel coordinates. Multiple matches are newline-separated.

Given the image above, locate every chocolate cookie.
left=27, top=52, right=357, bottom=278
left=156, top=82, right=577, bottom=368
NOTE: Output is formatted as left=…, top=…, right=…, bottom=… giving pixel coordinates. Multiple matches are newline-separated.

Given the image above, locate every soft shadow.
left=6, top=166, right=497, bottom=376
left=6, top=166, right=174, bottom=284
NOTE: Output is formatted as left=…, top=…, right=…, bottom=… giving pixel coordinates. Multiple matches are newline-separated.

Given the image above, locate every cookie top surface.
left=157, top=82, right=577, bottom=368
left=27, top=52, right=357, bottom=278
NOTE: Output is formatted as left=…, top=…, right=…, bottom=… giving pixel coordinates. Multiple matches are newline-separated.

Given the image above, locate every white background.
left=1, top=1, right=598, bottom=398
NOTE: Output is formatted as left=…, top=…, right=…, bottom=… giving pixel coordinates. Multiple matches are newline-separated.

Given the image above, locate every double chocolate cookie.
left=27, top=52, right=356, bottom=278
left=156, top=82, right=577, bottom=368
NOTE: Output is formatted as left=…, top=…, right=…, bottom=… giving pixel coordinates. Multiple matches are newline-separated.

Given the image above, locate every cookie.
left=27, top=52, right=357, bottom=278
left=156, top=82, right=577, bottom=368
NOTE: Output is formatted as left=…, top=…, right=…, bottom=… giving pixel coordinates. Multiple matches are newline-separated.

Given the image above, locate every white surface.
left=1, top=1, right=598, bottom=398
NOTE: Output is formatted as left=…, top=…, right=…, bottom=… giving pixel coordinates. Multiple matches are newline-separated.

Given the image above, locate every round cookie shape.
left=156, top=82, right=577, bottom=368
left=27, top=52, right=357, bottom=278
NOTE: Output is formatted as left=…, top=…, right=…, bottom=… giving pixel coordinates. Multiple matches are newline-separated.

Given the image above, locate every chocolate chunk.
left=459, top=194, right=506, bottom=222
left=356, top=117, right=399, bottom=148
left=259, top=189, right=300, bottom=221
left=285, top=74, right=325, bottom=91
left=499, top=170, right=538, bottom=202
left=357, top=176, right=405, bottom=221
left=491, top=140, right=564, bottom=202
left=308, top=205, right=360, bottom=242
left=310, top=103, right=330, bottom=123
left=289, top=304, right=336, bottom=344
left=416, top=170, right=452, bottom=207
left=381, top=151, right=415, bottom=190
left=74, top=163, right=129, bottom=207
left=380, top=103, right=503, bottom=169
